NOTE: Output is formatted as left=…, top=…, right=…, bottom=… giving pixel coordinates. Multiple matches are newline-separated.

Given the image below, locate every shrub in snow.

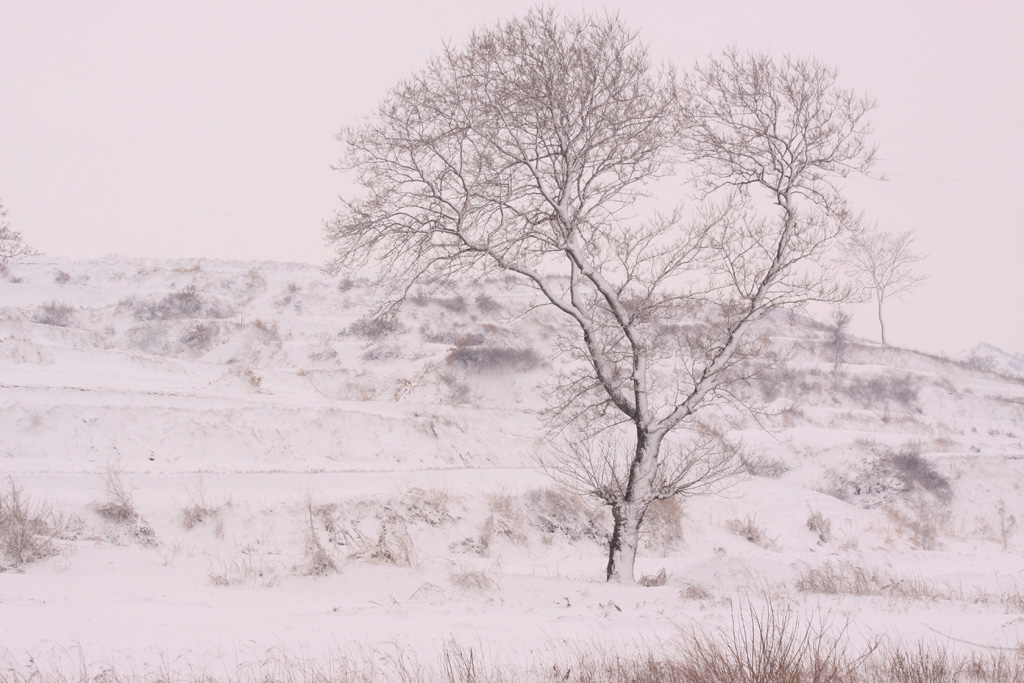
left=446, top=344, right=540, bottom=373
left=32, top=301, right=76, bottom=327
left=0, top=479, right=67, bottom=570
left=53, top=269, right=71, bottom=285
left=395, top=487, right=457, bottom=527
left=347, top=314, right=404, bottom=340
left=436, top=295, right=468, bottom=312
left=845, top=374, right=920, bottom=408
left=474, top=294, right=500, bottom=313
left=123, top=284, right=235, bottom=321
left=838, top=445, right=952, bottom=508
left=180, top=322, right=220, bottom=353
left=740, top=451, right=791, bottom=479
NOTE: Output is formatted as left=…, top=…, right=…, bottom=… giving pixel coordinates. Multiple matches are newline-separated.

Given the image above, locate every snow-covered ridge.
left=958, top=341, right=1024, bottom=380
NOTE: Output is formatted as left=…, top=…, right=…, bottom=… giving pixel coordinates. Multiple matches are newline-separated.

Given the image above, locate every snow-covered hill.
left=2, top=256, right=1024, bottom=678
left=958, top=341, right=1024, bottom=380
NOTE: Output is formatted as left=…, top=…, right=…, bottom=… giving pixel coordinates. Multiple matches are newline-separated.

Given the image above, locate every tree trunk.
left=605, top=430, right=662, bottom=583
left=877, top=295, right=887, bottom=345
left=606, top=499, right=647, bottom=584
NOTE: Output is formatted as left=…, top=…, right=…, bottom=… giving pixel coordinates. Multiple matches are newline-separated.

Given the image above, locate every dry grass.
left=795, top=560, right=1024, bottom=613
left=638, top=568, right=669, bottom=587
left=92, top=462, right=155, bottom=545
left=448, top=565, right=499, bottom=593
left=727, top=515, right=778, bottom=550
left=181, top=484, right=222, bottom=531
left=93, top=462, right=138, bottom=524
left=300, top=497, right=339, bottom=576
left=368, top=516, right=417, bottom=567
left=7, top=604, right=1021, bottom=682
left=208, top=546, right=280, bottom=588
left=806, top=510, right=832, bottom=544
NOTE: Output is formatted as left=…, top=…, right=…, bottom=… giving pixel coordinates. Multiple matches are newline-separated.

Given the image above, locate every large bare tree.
left=325, top=10, right=877, bottom=583
left=842, top=230, right=927, bottom=345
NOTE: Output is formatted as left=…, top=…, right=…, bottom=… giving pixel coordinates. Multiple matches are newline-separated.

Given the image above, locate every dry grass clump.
left=448, top=565, right=499, bottom=593
left=479, top=492, right=529, bottom=548
left=181, top=502, right=220, bottom=531
left=638, top=568, right=669, bottom=587
left=208, top=547, right=280, bottom=588
left=806, top=510, right=832, bottom=544
left=93, top=462, right=138, bottom=523
left=740, top=451, right=791, bottom=479
left=300, top=500, right=339, bottom=577
left=248, top=317, right=280, bottom=343
left=727, top=515, right=778, bottom=550
left=367, top=516, right=417, bottom=567
left=396, top=487, right=457, bottom=527
left=0, top=478, right=70, bottom=570
left=33, top=301, right=77, bottom=327
left=180, top=486, right=223, bottom=531
left=92, top=463, right=154, bottom=545
left=680, top=581, right=714, bottom=600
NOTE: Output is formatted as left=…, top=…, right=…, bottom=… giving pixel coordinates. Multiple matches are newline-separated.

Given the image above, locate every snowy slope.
left=2, top=256, right=1024, bottom=675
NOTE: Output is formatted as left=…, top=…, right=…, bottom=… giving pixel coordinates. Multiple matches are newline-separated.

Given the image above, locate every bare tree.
left=0, top=198, right=39, bottom=269
left=325, top=10, right=877, bottom=583
left=831, top=308, right=852, bottom=390
left=843, top=230, right=927, bottom=345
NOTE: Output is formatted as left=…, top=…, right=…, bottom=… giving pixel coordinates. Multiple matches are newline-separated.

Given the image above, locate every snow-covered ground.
left=2, top=256, right=1024, bottom=678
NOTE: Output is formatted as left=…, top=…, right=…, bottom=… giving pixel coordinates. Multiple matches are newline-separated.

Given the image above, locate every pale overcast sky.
left=1, top=1, right=1021, bottom=354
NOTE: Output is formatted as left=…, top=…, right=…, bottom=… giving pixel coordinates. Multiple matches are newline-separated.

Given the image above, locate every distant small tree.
left=843, top=230, right=927, bottom=345
left=0, top=198, right=39, bottom=269
left=325, top=10, right=877, bottom=583
left=831, top=308, right=852, bottom=389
